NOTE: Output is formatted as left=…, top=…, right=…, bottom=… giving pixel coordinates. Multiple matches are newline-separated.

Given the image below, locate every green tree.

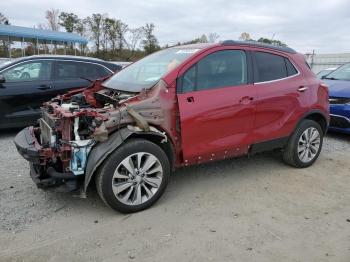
left=181, top=34, right=208, bottom=45
left=59, top=12, right=80, bottom=33
left=237, top=33, right=287, bottom=47
left=116, top=20, right=128, bottom=54
left=104, top=18, right=117, bottom=51
left=100, top=17, right=128, bottom=58
left=257, top=37, right=287, bottom=47
left=101, top=17, right=113, bottom=52
left=127, top=27, right=144, bottom=56
left=75, top=18, right=87, bottom=36
left=141, top=23, right=159, bottom=54
left=86, top=13, right=106, bottom=54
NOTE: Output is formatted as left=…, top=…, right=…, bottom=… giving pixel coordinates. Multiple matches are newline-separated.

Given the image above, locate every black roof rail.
left=221, top=40, right=297, bottom=54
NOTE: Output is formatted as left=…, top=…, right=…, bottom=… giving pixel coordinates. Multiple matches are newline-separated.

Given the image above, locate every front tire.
left=96, top=139, right=170, bottom=213
left=283, top=119, right=323, bottom=168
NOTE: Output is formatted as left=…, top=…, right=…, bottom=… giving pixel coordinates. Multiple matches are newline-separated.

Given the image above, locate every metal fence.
left=305, top=53, right=350, bottom=73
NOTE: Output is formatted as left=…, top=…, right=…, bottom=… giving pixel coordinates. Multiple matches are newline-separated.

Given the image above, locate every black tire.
left=283, top=119, right=323, bottom=168
left=96, top=139, right=170, bottom=213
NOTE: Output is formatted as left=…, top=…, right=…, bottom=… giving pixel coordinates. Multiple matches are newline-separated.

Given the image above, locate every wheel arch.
left=127, top=132, right=175, bottom=171
left=83, top=126, right=175, bottom=195
left=298, top=110, right=329, bottom=134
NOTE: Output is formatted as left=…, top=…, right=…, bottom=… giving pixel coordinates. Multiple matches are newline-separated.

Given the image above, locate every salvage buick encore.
left=15, top=41, right=329, bottom=213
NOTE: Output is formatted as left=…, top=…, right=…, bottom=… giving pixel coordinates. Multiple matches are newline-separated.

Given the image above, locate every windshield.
left=103, top=48, right=201, bottom=92
left=326, top=63, right=350, bottom=81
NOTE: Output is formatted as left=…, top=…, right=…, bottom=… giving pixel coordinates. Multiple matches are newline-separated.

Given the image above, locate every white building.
left=305, top=53, right=350, bottom=73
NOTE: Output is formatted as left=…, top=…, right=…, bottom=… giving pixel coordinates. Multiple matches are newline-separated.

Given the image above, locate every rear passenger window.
left=82, top=64, right=110, bottom=78
left=56, top=61, right=79, bottom=79
left=56, top=61, right=110, bottom=80
left=179, top=50, right=247, bottom=93
left=285, top=58, right=298, bottom=76
left=254, top=52, right=287, bottom=82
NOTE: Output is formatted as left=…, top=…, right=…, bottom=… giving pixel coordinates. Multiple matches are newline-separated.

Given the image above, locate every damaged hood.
left=43, top=79, right=174, bottom=142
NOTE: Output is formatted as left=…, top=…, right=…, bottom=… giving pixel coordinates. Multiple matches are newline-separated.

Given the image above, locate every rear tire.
left=283, top=119, right=323, bottom=168
left=96, top=139, right=170, bottom=213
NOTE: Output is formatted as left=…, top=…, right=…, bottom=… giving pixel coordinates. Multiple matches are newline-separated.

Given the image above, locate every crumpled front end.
left=14, top=79, right=177, bottom=193
left=14, top=107, right=101, bottom=192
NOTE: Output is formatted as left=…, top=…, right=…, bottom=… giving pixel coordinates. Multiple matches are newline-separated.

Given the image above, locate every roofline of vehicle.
left=169, top=40, right=297, bottom=54
left=15, top=55, right=105, bottom=62
left=168, top=43, right=215, bottom=49
left=220, top=40, right=297, bottom=54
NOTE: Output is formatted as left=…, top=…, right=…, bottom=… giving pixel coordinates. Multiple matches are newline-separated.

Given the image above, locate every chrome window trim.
left=53, top=59, right=114, bottom=74
left=254, top=56, right=301, bottom=85
left=0, top=58, right=113, bottom=75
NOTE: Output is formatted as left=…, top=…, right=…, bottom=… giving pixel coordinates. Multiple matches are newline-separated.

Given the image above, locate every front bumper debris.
left=14, top=127, right=41, bottom=164
left=14, top=127, right=80, bottom=192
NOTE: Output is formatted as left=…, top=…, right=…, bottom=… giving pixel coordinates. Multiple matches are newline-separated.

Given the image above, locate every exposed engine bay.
left=18, top=79, right=175, bottom=193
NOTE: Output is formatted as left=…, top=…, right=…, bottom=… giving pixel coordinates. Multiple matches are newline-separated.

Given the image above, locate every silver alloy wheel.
left=297, top=127, right=321, bottom=163
left=112, top=152, right=163, bottom=205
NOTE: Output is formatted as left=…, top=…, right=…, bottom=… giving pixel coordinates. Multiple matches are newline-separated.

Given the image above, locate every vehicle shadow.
left=0, top=128, right=22, bottom=139
left=5, top=128, right=347, bottom=228
left=167, top=150, right=282, bottom=189
left=326, top=130, right=350, bottom=142
left=23, top=151, right=283, bottom=223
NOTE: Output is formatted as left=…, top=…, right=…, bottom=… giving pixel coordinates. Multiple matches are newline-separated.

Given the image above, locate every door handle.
left=37, top=84, right=52, bottom=90
left=239, top=96, right=254, bottom=104
left=298, top=86, right=309, bottom=92
left=186, top=96, right=194, bottom=103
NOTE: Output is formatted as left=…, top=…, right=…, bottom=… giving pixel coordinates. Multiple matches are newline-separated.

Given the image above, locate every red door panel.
left=177, top=84, right=256, bottom=164
left=252, top=75, right=309, bottom=143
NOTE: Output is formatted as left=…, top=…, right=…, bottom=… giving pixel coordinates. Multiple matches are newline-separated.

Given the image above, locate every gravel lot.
left=0, top=129, right=349, bottom=262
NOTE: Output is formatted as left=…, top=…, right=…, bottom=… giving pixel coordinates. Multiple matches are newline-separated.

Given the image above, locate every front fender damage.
left=82, top=125, right=169, bottom=196
left=83, top=127, right=133, bottom=195
left=15, top=79, right=177, bottom=195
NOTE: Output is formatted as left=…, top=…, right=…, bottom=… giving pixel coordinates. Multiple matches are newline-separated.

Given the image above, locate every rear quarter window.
left=108, top=64, right=122, bottom=72
left=254, top=52, right=287, bottom=82
left=285, top=58, right=298, bottom=76
left=56, top=61, right=111, bottom=79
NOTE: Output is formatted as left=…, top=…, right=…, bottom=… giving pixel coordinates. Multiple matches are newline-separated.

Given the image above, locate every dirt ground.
left=0, top=129, right=349, bottom=262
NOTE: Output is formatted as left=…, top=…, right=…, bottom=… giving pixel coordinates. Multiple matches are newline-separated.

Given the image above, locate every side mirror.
left=0, top=74, right=5, bottom=84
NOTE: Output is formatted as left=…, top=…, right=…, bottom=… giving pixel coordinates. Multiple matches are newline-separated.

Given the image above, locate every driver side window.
left=2, top=60, right=52, bottom=82
left=179, top=50, right=247, bottom=93
left=182, top=65, right=196, bottom=93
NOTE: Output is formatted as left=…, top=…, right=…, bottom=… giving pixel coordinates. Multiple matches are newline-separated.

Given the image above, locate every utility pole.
left=310, top=49, right=315, bottom=70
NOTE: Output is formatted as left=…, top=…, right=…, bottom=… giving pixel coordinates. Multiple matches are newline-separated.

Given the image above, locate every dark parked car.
left=0, top=55, right=122, bottom=129
left=15, top=41, right=329, bottom=213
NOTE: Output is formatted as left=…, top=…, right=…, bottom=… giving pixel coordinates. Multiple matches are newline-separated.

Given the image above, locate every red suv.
left=15, top=41, right=329, bottom=213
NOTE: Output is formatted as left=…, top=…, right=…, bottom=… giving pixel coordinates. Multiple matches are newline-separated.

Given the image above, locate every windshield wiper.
left=324, top=77, right=339, bottom=80
left=80, top=76, right=94, bottom=82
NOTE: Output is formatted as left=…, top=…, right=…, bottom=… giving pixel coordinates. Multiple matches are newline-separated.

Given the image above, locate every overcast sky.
left=2, top=0, right=350, bottom=54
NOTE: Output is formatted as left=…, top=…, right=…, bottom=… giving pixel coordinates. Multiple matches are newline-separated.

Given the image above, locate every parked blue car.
left=323, top=63, right=350, bottom=134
